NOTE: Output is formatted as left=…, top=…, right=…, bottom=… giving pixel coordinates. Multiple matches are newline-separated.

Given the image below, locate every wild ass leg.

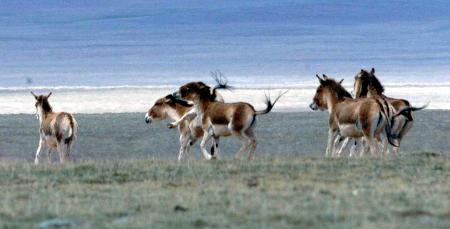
left=57, top=142, right=64, bottom=163
left=326, top=130, right=338, bottom=157
left=47, top=148, right=52, bottom=164
left=234, top=135, right=252, bottom=160
left=168, top=110, right=197, bottom=129
left=199, top=132, right=213, bottom=160
left=332, top=135, right=342, bottom=157
left=57, top=141, right=71, bottom=164
left=34, top=139, right=44, bottom=165
left=367, top=138, right=378, bottom=157
left=178, top=133, right=190, bottom=161
left=349, top=139, right=357, bottom=157
left=392, top=146, right=399, bottom=155
left=66, top=142, right=74, bottom=162
left=246, top=130, right=257, bottom=160
left=393, top=119, right=413, bottom=155
left=188, top=138, right=197, bottom=161
left=378, top=133, right=388, bottom=157
left=336, top=137, right=350, bottom=157
left=360, top=139, right=369, bottom=157
left=391, top=117, right=413, bottom=155
left=211, top=137, right=220, bottom=159
left=351, top=139, right=365, bottom=157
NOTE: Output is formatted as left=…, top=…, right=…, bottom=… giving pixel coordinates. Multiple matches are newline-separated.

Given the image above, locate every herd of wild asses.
left=31, top=68, right=427, bottom=164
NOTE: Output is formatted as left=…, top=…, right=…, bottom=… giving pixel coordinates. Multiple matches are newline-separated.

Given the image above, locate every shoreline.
left=2, top=82, right=450, bottom=91
left=0, top=86, right=444, bottom=114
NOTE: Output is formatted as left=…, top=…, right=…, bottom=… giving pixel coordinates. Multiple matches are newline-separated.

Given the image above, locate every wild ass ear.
left=47, top=92, right=52, bottom=98
left=30, top=91, right=38, bottom=99
left=316, top=74, right=323, bottom=82
left=322, top=74, right=328, bottom=80
left=370, top=68, right=375, bottom=75
left=338, top=79, right=344, bottom=85
left=165, top=94, right=175, bottom=102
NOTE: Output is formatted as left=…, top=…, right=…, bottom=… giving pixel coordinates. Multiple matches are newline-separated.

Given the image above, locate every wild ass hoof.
left=167, top=123, right=176, bottom=129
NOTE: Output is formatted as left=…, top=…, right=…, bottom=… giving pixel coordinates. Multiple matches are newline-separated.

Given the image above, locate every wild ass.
left=145, top=94, right=223, bottom=160
left=31, top=92, right=78, bottom=164
left=354, top=68, right=428, bottom=154
left=309, top=75, right=399, bottom=157
left=170, top=78, right=286, bottom=160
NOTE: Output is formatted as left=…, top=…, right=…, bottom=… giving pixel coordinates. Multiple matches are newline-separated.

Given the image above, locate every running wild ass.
left=170, top=78, right=286, bottom=160
left=145, top=93, right=223, bottom=160
left=310, top=75, right=399, bottom=157
left=354, top=68, right=428, bottom=154
left=31, top=92, right=78, bottom=164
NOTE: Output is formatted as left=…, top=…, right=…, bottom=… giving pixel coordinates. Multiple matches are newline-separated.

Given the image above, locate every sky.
left=1, top=0, right=450, bottom=87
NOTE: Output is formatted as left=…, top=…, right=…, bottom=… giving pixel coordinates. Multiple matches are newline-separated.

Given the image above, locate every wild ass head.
left=31, top=92, right=53, bottom=120
left=173, top=71, right=231, bottom=103
left=145, top=94, right=192, bottom=124
left=353, top=68, right=384, bottom=98
left=310, top=74, right=348, bottom=111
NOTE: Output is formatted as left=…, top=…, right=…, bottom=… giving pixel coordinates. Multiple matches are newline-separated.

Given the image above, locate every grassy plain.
left=0, top=154, right=449, bottom=228
left=0, top=111, right=448, bottom=161
left=0, top=111, right=449, bottom=228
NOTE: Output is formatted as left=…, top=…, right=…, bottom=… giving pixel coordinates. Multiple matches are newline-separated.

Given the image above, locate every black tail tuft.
left=255, top=90, right=288, bottom=115
left=394, top=102, right=429, bottom=120
left=64, top=136, right=73, bottom=145
left=211, top=71, right=233, bottom=95
left=385, top=124, right=399, bottom=147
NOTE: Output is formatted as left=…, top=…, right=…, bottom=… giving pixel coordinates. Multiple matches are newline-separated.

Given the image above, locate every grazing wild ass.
left=145, top=94, right=223, bottom=160
left=170, top=77, right=286, bottom=160
left=309, top=75, right=400, bottom=157
left=354, top=68, right=428, bottom=154
left=31, top=92, right=78, bottom=164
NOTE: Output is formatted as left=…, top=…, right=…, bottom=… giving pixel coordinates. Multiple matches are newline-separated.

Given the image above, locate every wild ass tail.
left=64, top=115, right=77, bottom=144
left=211, top=70, right=233, bottom=101
left=255, top=90, right=288, bottom=115
left=384, top=120, right=399, bottom=147
left=375, top=98, right=399, bottom=147
left=393, top=102, right=429, bottom=121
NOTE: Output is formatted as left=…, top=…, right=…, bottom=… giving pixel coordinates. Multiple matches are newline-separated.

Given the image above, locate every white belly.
left=212, top=125, right=232, bottom=137
left=338, top=124, right=363, bottom=138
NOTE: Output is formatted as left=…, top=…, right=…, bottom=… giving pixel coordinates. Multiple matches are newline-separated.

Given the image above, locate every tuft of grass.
left=0, top=154, right=448, bottom=228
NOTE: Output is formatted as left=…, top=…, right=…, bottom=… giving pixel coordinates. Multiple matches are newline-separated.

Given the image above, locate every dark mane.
left=197, top=82, right=219, bottom=102
left=359, top=70, right=384, bottom=96
left=165, top=94, right=193, bottom=107
left=323, top=79, right=352, bottom=99
left=369, top=73, right=384, bottom=95
left=40, top=97, right=53, bottom=112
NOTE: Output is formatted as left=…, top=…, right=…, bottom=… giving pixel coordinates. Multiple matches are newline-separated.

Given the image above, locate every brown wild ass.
left=170, top=78, right=286, bottom=160
left=353, top=68, right=428, bottom=154
left=145, top=94, right=223, bottom=160
left=31, top=92, right=78, bottom=164
left=310, top=75, right=398, bottom=157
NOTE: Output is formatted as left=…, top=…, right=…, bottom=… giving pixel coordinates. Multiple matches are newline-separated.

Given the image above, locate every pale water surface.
left=1, top=1, right=449, bottom=113
left=0, top=84, right=443, bottom=114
